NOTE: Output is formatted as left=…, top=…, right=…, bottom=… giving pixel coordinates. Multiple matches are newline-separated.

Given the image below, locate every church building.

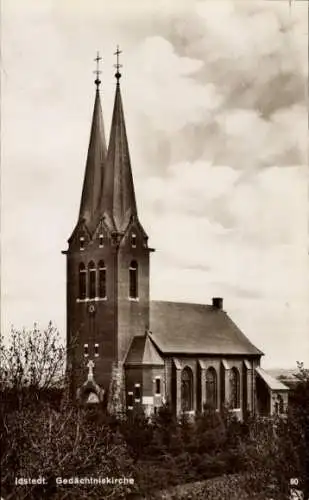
left=63, top=52, right=289, bottom=419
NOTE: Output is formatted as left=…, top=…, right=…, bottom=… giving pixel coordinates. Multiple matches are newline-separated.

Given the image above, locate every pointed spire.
left=79, top=52, right=107, bottom=228
left=101, top=47, right=137, bottom=232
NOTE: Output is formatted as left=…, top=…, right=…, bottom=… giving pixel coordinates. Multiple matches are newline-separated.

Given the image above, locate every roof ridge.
left=150, top=299, right=215, bottom=308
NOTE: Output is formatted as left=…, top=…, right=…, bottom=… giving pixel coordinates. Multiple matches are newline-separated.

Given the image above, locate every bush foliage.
left=1, top=326, right=308, bottom=499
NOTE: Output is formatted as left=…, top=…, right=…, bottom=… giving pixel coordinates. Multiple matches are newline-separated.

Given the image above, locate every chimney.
left=212, top=297, right=223, bottom=310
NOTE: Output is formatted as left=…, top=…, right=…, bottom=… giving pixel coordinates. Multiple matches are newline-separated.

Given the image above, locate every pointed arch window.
left=98, top=260, right=106, bottom=298
left=181, top=367, right=193, bottom=412
left=79, top=263, right=87, bottom=299
left=129, top=260, right=138, bottom=299
left=230, top=367, right=240, bottom=409
left=88, top=261, right=96, bottom=299
left=206, top=367, right=217, bottom=408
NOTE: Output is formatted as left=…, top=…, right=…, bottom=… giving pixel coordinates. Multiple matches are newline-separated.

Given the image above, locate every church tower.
left=63, top=51, right=152, bottom=403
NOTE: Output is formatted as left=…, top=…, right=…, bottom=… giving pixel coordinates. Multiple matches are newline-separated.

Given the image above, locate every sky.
left=1, top=0, right=308, bottom=369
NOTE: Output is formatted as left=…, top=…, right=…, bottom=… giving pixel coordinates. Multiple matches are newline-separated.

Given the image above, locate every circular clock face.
left=88, top=304, right=96, bottom=314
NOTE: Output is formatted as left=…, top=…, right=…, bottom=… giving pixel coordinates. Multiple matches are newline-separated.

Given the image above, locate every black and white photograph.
left=1, top=1, right=308, bottom=499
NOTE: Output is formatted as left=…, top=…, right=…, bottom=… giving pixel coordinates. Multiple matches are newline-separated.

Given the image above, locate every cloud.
left=125, top=36, right=223, bottom=138
left=127, top=0, right=307, bottom=172
left=137, top=157, right=308, bottom=367
left=138, top=162, right=307, bottom=247
left=139, top=162, right=307, bottom=282
left=1, top=0, right=308, bottom=368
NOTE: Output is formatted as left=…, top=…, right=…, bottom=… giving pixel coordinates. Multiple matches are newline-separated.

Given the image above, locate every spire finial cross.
left=94, top=51, right=102, bottom=89
left=114, top=45, right=122, bottom=83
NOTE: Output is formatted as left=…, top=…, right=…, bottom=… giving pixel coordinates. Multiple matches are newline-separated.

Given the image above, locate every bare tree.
left=0, top=322, right=65, bottom=393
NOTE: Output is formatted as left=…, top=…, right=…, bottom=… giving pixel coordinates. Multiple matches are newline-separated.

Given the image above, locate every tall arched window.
left=98, top=260, right=106, bottom=298
left=206, top=367, right=217, bottom=408
left=88, top=261, right=96, bottom=299
left=181, top=367, right=193, bottom=411
left=230, top=367, right=240, bottom=409
left=79, top=263, right=86, bottom=299
left=129, top=260, right=138, bottom=299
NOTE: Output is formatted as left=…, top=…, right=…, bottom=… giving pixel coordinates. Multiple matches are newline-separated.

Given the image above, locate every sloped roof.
left=149, top=301, right=263, bottom=356
left=125, top=334, right=164, bottom=366
left=255, top=366, right=289, bottom=391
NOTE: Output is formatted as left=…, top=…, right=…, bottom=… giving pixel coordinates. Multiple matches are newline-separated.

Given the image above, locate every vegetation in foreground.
left=0, top=325, right=308, bottom=500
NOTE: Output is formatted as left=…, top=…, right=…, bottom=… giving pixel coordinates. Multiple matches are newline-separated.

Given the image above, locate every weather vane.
left=94, top=51, right=102, bottom=88
left=114, top=45, right=122, bottom=82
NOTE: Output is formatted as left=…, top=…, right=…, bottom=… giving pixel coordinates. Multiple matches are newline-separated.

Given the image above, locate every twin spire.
left=78, top=48, right=137, bottom=235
